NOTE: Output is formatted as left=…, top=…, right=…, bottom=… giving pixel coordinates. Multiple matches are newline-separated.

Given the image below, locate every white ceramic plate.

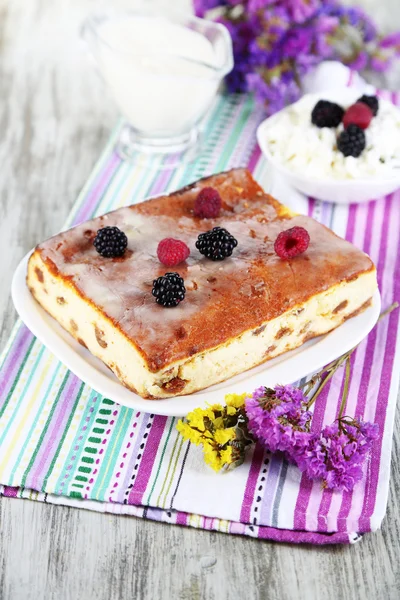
left=12, top=253, right=380, bottom=416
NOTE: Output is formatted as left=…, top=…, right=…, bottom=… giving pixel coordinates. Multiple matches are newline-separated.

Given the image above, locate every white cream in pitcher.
left=96, top=16, right=219, bottom=136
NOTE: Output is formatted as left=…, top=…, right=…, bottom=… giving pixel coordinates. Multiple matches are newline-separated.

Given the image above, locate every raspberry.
left=311, top=100, right=344, bottom=128
left=157, top=238, right=190, bottom=267
left=274, top=226, right=310, bottom=259
left=194, top=187, right=222, bottom=218
left=357, top=94, right=379, bottom=117
left=343, top=102, right=373, bottom=130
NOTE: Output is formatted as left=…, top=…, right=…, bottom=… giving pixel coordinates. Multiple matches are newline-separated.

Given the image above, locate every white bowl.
left=257, top=90, right=400, bottom=204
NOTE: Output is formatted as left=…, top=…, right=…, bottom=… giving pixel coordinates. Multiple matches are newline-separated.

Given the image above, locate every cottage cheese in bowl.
left=261, top=92, right=400, bottom=180
left=257, top=90, right=400, bottom=203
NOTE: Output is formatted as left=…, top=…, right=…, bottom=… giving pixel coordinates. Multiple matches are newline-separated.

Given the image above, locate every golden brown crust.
left=30, top=168, right=376, bottom=373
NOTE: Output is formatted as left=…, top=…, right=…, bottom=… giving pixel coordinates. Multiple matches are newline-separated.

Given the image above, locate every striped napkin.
left=1, top=87, right=399, bottom=545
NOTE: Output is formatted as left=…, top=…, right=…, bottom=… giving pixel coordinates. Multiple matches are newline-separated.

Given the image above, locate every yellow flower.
left=225, top=393, right=247, bottom=408
left=214, top=428, right=236, bottom=446
left=186, top=408, right=207, bottom=431
left=176, top=420, right=202, bottom=445
left=212, top=416, right=224, bottom=429
left=226, top=406, right=237, bottom=416
left=202, top=441, right=222, bottom=472
left=208, top=403, right=224, bottom=413
left=220, top=446, right=233, bottom=466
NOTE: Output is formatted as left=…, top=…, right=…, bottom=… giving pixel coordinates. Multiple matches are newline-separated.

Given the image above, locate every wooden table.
left=1, top=1, right=399, bottom=598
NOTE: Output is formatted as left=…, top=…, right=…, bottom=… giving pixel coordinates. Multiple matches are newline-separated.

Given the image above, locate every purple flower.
left=300, top=418, right=379, bottom=492
left=247, top=72, right=301, bottom=113
left=347, top=50, right=368, bottom=71
left=226, top=61, right=249, bottom=93
left=245, top=385, right=313, bottom=456
left=193, top=0, right=222, bottom=17
left=344, top=6, right=377, bottom=42
left=244, top=382, right=379, bottom=492
left=313, top=32, right=335, bottom=60
left=248, top=39, right=270, bottom=67
left=266, top=5, right=292, bottom=37
left=248, top=0, right=276, bottom=12
left=287, top=0, right=321, bottom=24
left=380, top=31, right=400, bottom=50
left=371, top=55, right=390, bottom=73
left=315, top=15, right=340, bottom=34
left=195, top=0, right=399, bottom=111
left=280, top=28, right=312, bottom=58
left=296, top=52, right=323, bottom=74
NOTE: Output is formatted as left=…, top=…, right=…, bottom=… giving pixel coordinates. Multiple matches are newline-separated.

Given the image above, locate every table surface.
left=1, top=1, right=399, bottom=599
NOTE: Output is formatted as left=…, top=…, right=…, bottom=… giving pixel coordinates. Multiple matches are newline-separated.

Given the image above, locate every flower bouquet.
left=177, top=304, right=397, bottom=491
left=194, top=0, right=400, bottom=113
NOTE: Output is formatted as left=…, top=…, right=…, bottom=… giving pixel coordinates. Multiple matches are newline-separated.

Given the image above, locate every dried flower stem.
left=378, top=301, right=398, bottom=322
left=338, top=356, right=352, bottom=419
left=303, top=302, right=398, bottom=410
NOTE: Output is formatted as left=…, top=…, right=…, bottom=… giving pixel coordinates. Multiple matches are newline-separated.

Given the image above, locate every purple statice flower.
left=222, top=16, right=263, bottom=93
left=280, top=27, right=312, bottom=58
left=370, top=55, right=390, bottom=73
left=194, top=0, right=399, bottom=112
left=248, top=39, right=271, bottom=68
left=287, top=0, right=321, bottom=24
left=265, top=5, right=292, bottom=38
left=295, top=51, right=323, bottom=75
left=320, top=3, right=377, bottom=43
left=380, top=31, right=400, bottom=50
left=245, top=383, right=379, bottom=492
left=194, top=0, right=244, bottom=14
left=311, top=14, right=339, bottom=59
left=245, top=385, right=313, bottom=456
left=193, top=0, right=222, bottom=18
left=300, top=418, right=379, bottom=492
left=315, top=14, right=340, bottom=34
left=246, top=72, right=270, bottom=100
left=248, top=0, right=277, bottom=13
left=344, top=6, right=377, bottom=42
left=313, top=31, right=335, bottom=60
left=247, top=72, right=301, bottom=112
left=347, top=50, right=369, bottom=71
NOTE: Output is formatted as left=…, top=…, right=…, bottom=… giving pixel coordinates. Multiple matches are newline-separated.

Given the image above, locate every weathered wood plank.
left=0, top=1, right=399, bottom=599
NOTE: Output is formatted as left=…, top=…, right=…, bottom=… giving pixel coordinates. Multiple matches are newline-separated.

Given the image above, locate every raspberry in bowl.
left=257, top=89, right=400, bottom=204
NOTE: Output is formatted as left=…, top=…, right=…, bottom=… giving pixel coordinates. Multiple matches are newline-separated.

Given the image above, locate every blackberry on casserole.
left=196, top=227, right=238, bottom=261
left=152, top=272, right=186, bottom=307
left=93, top=226, right=128, bottom=258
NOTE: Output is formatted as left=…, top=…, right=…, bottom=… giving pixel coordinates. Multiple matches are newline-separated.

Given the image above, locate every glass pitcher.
left=81, top=7, right=233, bottom=166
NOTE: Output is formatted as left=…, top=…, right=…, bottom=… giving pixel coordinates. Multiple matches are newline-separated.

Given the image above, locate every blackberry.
left=195, top=227, right=238, bottom=261
left=93, top=226, right=128, bottom=258
left=337, top=124, right=366, bottom=158
left=152, top=272, right=186, bottom=307
left=357, top=94, right=379, bottom=116
left=311, top=100, right=344, bottom=128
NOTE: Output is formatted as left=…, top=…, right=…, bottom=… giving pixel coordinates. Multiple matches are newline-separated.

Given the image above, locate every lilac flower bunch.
left=194, top=0, right=400, bottom=113
left=245, top=385, right=379, bottom=491
left=176, top=304, right=396, bottom=489
left=245, top=385, right=312, bottom=463
left=298, top=418, right=379, bottom=491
